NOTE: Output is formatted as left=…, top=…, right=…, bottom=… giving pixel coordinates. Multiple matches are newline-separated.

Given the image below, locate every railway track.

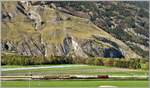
left=1, top=75, right=148, bottom=81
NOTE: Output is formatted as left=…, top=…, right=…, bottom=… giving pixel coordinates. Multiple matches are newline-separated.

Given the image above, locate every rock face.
left=63, top=35, right=88, bottom=58
left=1, top=1, right=143, bottom=59
left=103, top=48, right=124, bottom=58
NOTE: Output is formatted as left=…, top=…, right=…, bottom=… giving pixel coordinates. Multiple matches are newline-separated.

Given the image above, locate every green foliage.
left=112, top=58, right=142, bottom=69
left=141, top=62, right=149, bottom=70
left=85, top=58, right=95, bottom=65
left=86, top=57, right=144, bottom=69
left=103, top=59, right=114, bottom=66
left=1, top=54, right=74, bottom=65
left=2, top=54, right=147, bottom=70
left=2, top=54, right=30, bottom=65
left=94, top=58, right=104, bottom=66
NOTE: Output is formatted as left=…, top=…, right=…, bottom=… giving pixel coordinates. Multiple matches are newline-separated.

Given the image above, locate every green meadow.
left=2, top=80, right=148, bottom=88
left=2, top=65, right=148, bottom=76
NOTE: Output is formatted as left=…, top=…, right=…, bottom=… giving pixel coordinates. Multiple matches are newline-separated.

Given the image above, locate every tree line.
left=1, top=54, right=148, bottom=70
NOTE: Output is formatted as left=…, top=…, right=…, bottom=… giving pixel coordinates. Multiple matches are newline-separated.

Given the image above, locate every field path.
left=1, top=65, right=86, bottom=71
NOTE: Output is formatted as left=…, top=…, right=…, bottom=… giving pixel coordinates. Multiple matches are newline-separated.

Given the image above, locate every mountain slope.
left=1, top=1, right=144, bottom=59
left=52, top=1, right=149, bottom=58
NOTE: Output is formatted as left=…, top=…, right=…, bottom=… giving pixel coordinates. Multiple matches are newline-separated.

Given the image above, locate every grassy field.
left=1, top=65, right=149, bottom=88
left=1, top=80, right=148, bottom=88
left=2, top=64, right=148, bottom=76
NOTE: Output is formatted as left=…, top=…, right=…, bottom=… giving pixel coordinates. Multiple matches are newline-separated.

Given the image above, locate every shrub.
left=85, top=58, right=95, bottom=65
left=94, top=58, right=104, bottom=66
left=103, top=58, right=114, bottom=66
left=141, top=62, right=149, bottom=70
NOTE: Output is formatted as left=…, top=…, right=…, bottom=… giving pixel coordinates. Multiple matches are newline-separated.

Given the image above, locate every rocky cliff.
left=2, top=1, right=148, bottom=59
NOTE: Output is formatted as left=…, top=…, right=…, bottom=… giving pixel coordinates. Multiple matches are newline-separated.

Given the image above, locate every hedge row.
left=86, top=57, right=149, bottom=70
left=1, top=54, right=73, bottom=65
left=1, top=54, right=149, bottom=70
